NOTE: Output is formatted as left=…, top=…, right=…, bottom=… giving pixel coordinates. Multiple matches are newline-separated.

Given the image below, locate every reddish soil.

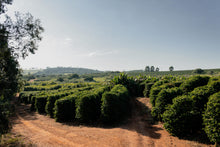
left=11, top=97, right=213, bottom=147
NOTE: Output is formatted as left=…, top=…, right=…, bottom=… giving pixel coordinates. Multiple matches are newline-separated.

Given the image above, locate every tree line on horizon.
left=145, top=66, right=174, bottom=72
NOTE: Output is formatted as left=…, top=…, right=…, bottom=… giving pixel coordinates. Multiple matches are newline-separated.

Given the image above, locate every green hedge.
left=190, top=85, right=212, bottom=113
left=152, top=87, right=183, bottom=120
left=143, top=83, right=154, bottom=97
left=180, top=76, right=209, bottom=93
left=162, top=96, right=201, bottom=137
left=54, top=95, right=77, bottom=122
left=0, top=100, right=10, bottom=135
left=35, top=95, right=48, bottom=114
left=30, top=96, right=36, bottom=111
left=19, top=92, right=32, bottom=104
left=203, top=92, right=220, bottom=144
left=149, top=83, right=176, bottom=107
left=24, top=85, right=62, bottom=91
left=45, top=93, right=68, bottom=118
left=75, top=87, right=108, bottom=122
left=101, top=84, right=130, bottom=124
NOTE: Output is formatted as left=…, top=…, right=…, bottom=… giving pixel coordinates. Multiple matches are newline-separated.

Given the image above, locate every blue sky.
left=7, top=0, right=220, bottom=71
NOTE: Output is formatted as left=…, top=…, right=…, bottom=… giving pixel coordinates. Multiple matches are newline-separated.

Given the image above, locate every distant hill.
left=32, top=67, right=103, bottom=75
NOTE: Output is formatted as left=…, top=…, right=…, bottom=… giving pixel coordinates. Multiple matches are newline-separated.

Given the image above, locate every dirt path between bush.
left=11, top=97, right=212, bottom=147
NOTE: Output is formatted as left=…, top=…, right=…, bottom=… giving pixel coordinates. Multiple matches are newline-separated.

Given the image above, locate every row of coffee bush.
left=146, top=75, right=220, bottom=144
left=20, top=83, right=131, bottom=124
left=54, top=84, right=131, bottom=124
left=101, top=84, right=130, bottom=124
left=23, top=82, right=93, bottom=92
left=19, top=85, right=95, bottom=114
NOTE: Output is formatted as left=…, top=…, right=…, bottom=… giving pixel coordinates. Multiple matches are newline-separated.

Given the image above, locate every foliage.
left=75, top=87, right=107, bottom=122
left=203, top=92, right=220, bottom=144
left=24, top=84, right=62, bottom=91
left=163, top=96, right=201, bottom=137
left=143, top=83, right=154, bottom=97
left=68, top=74, right=79, bottom=79
left=0, top=0, right=12, bottom=14
left=149, top=86, right=163, bottom=107
left=111, top=73, right=140, bottom=96
left=101, top=84, right=130, bottom=124
left=169, top=66, right=174, bottom=71
left=57, top=77, right=64, bottom=82
left=190, top=85, right=213, bottom=113
left=35, top=95, right=47, bottom=114
left=193, top=68, right=205, bottom=74
left=34, top=67, right=102, bottom=75
left=54, top=95, right=77, bottom=122
left=84, top=76, right=94, bottom=82
left=45, top=93, right=68, bottom=118
left=149, top=79, right=176, bottom=107
left=180, top=76, right=209, bottom=93
left=145, top=66, right=150, bottom=72
left=152, top=87, right=183, bottom=120
left=0, top=0, right=43, bottom=136
left=0, top=100, right=10, bottom=135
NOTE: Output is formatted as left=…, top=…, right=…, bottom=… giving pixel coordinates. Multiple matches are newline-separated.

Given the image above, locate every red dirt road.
left=11, top=97, right=212, bottom=147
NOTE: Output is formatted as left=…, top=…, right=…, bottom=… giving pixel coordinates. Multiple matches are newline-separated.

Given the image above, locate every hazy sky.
left=6, top=0, right=220, bottom=71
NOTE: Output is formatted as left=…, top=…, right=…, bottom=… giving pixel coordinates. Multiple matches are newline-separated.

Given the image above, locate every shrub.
left=0, top=100, right=10, bottom=135
left=149, top=86, right=163, bottom=107
left=162, top=96, right=201, bottom=137
left=35, top=95, right=47, bottom=114
left=101, top=84, right=130, bottom=124
left=149, top=82, right=175, bottom=107
left=54, top=95, right=77, bottom=122
left=57, top=77, right=64, bottom=82
left=111, top=73, right=138, bottom=96
left=180, top=76, right=209, bottom=93
left=19, top=92, right=30, bottom=104
left=152, top=87, right=183, bottom=120
left=203, top=92, right=220, bottom=144
left=193, top=68, right=204, bottom=74
left=190, top=85, right=213, bottom=113
left=143, top=83, right=154, bottom=97
left=84, top=77, right=94, bottom=82
left=208, top=80, right=220, bottom=93
left=75, top=87, right=107, bottom=122
left=45, top=92, right=68, bottom=118
left=30, top=96, right=36, bottom=111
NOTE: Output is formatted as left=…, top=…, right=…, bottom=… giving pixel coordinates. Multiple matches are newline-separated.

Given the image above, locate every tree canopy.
left=0, top=0, right=44, bottom=135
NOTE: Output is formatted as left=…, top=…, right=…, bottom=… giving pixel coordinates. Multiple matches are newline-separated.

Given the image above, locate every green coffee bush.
left=101, top=84, right=130, bottom=124
left=45, top=93, right=68, bottom=118
left=75, top=87, right=108, bottom=122
left=35, top=95, right=47, bottom=114
left=54, top=95, right=77, bottom=122
left=162, top=96, right=201, bottom=137
left=203, top=92, right=220, bottom=144
left=180, top=76, right=209, bottom=93
left=152, top=87, right=183, bottom=120
left=149, top=86, right=163, bottom=107
left=143, top=83, right=154, bottom=97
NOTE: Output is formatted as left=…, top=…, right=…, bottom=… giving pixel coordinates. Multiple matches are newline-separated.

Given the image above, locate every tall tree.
left=0, top=0, right=44, bottom=135
left=169, top=66, right=174, bottom=72
left=151, top=66, right=155, bottom=72
left=145, top=66, right=150, bottom=72
left=0, top=1, right=44, bottom=96
left=156, top=67, right=159, bottom=72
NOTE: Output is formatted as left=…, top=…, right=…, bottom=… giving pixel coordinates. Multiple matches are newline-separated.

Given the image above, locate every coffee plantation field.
left=19, top=73, right=220, bottom=145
